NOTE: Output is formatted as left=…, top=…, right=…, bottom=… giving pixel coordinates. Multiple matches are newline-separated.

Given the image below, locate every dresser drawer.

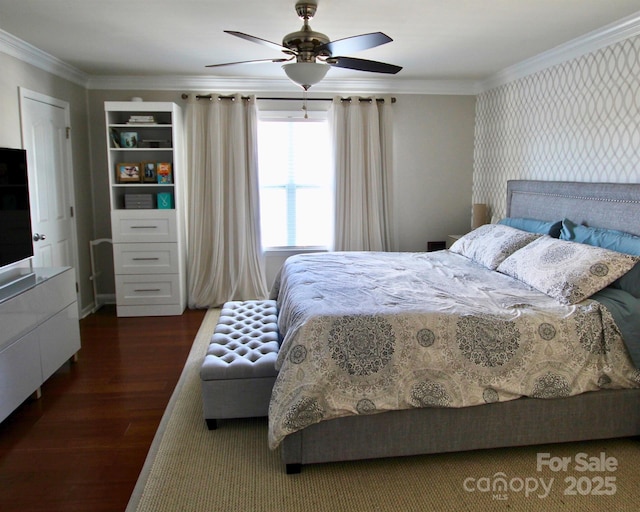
left=111, top=210, right=177, bottom=243
left=113, top=243, right=179, bottom=275
left=0, top=268, right=76, bottom=349
left=0, top=329, right=42, bottom=422
left=115, top=274, right=181, bottom=305
left=39, top=302, right=81, bottom=381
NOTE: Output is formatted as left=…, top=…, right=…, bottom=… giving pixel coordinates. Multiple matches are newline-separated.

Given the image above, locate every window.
left=257, top=114, right=332, bottom=249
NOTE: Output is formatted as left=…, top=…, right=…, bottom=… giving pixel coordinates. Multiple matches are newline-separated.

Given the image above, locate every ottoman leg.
left=206, top=418, right=218, bottom=430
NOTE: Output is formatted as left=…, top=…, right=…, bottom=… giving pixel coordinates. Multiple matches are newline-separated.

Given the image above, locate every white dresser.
left=0, top=267, right=81, bottom=423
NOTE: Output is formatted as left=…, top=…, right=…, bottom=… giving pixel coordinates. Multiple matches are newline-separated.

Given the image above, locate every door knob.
left=33, top=233, right=47, bottom=241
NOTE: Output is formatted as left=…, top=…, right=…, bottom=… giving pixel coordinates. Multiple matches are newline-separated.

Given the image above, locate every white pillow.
left=449, top=223, right=541, bottom=270
left=497, top=236, right=639, bottom=305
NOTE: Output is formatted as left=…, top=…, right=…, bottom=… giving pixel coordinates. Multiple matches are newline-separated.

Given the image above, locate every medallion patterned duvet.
left=268, top=251, right=640, bottom=449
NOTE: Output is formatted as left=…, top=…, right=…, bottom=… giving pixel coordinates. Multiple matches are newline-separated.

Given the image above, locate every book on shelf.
left=127, top=115, right=156, bottom=124
left=157, top=162, right=172, bottom=184
left=109, top=128, right=120, bottom=147
left=138, top=139, right=171, bottom=148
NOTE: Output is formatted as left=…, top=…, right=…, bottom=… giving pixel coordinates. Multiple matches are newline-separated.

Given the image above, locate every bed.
left=269, top=180, right=640, bottom=473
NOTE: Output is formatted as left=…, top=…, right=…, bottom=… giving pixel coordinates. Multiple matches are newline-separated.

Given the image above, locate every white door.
left=19, top=89, right=77, bottom=270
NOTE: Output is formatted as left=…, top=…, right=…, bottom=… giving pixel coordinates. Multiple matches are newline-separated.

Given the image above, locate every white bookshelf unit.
left=105, top=101, right=186, bottom=317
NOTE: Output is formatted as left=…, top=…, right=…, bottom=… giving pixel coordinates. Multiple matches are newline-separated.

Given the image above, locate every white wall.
left=393, top=94, right=476, bottom=251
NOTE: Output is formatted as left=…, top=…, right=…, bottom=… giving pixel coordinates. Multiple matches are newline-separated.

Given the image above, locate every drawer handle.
left=134, top=288, right=162, bottom=292
left=132, top=257, right=160, bottom=261
left=130, top=225, right=158, bottom=229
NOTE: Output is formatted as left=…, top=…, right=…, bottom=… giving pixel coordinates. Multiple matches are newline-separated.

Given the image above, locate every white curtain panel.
left=331, top=97, right=395, bottom=251
left=184, top=94, right=268, bottom=308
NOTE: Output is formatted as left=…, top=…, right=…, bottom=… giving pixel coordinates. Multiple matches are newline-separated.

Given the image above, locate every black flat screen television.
left=0, top=148, right=34, bottom=268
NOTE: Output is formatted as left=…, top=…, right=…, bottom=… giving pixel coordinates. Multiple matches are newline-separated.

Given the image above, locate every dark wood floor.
left=0, top=305, right=207, bottom=512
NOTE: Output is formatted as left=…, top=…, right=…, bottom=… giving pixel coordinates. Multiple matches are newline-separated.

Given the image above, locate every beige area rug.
left=127, top=308, right=640, bottom=512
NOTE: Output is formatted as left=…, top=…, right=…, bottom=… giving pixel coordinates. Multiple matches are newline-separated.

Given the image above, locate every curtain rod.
left=180, top=93, right=395, bottom=103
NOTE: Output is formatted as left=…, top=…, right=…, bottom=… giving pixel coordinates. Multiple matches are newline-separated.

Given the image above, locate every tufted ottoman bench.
left=200, top=300, right=279, bottom=430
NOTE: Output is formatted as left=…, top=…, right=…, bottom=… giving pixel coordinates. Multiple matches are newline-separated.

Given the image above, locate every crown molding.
left=0, top=29, right=89, bottom=87
left=86, top=74, right=478, bottom=95
left=478, top=11, right=640, bottom=93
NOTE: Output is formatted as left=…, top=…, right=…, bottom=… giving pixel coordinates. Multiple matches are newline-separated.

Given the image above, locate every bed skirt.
left=281, top=389, right=640, bottom=467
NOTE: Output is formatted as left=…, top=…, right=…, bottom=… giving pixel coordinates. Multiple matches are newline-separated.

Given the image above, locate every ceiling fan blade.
left=319, top=32, right=392, bottom=56
left=206, top=58, right=291, bottom=68
left=329, top=56, right=402, bottom=74
left=224, top=30, right=293, bottom=54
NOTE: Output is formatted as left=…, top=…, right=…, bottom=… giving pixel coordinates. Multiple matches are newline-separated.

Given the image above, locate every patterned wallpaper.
left=473, top=35, right=640, bottom=221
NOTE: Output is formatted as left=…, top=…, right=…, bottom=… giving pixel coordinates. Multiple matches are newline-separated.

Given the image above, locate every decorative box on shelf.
left=125, top=193, right=154, bottom=209
left=157, top=192, right=173, bottom=209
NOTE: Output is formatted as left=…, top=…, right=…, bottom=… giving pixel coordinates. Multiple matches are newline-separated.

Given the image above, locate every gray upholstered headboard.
left=506, top=180, right=640, bottom=237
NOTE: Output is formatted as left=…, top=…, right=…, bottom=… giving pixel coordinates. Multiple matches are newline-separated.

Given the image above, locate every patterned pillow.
left=449, top=223, right=541, bottom=270
left=497, top=236, right=639, bottom=305
left=560, top=218, right=640, bottom=298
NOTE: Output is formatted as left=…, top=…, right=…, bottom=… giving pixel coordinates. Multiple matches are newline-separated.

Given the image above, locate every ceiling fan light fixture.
left=282, top=62, right=329, bottom=90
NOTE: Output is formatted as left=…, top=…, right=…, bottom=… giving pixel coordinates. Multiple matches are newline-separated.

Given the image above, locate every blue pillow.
left=560, top=219, right=640, bottom=253
left=498, top=217, right=562, bottom=237
left=560, top=219, right=640, bottom=298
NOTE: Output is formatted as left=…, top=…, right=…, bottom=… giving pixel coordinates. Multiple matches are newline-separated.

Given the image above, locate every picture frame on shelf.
left=117, top=162, right=141, bottom=183
left=142, top=162, right=157, bottom=183
left=120, top=131, right=138, bottom=148
left=157, top=162, right=172, bottom=184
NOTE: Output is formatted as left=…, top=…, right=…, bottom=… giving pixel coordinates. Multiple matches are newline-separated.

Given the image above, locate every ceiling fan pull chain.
left=302, top=89, right=309, bottom=119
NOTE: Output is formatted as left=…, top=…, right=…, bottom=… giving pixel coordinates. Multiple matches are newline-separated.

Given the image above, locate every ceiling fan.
left=206, top=0, right=402, bottom=90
